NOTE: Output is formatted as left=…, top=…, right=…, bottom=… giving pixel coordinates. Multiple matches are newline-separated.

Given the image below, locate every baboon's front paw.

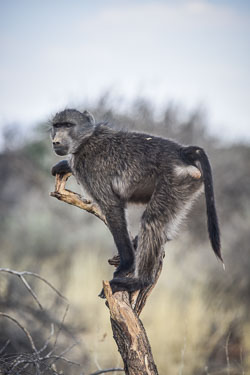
left=98, top=288, right=106, bottom=299
left=98, top=278, right=129, bottom=298
left=51, top=160, right=72, bottom=176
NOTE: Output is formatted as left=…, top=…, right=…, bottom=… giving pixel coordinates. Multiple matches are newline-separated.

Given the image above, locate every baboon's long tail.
left=180, top=146, right=223, bottom=263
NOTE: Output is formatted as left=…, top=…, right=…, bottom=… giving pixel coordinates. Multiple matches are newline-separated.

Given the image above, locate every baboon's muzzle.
left=52, top=143, right=69, bottom=156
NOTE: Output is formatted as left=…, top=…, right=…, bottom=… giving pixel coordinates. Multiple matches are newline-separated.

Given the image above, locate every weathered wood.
left=50, top=173, right=106, bottom=224
left=51, top=173, right=162, bottom=374
left=103, top=282, right=159, bottom=375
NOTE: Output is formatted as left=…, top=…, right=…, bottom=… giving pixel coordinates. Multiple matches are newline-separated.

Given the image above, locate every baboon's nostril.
left=53, top=141, right=60, bottom=145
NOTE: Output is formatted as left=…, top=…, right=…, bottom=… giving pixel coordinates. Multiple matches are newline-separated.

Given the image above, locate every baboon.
left=51, top=109, right=222, bottom=294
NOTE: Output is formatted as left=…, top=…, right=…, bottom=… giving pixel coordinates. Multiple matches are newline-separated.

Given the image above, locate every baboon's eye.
left=53, top=123, right=61, bottom=129
left=65, top=122, right=74, bottom=128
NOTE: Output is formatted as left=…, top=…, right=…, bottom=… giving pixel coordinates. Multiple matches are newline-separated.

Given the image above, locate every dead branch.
left=0, top=340, right=10, bottom=355
left=0, top=268, right=78, bottom=374
left=50, top=173, right=107, bottom=224
left=89, top=368, right=124, bottom=375
left=0, top=268, right=67, bottom=310
left=51, top=173, right=163, bottom=374
left=0, top=313, right=38, bottom=353
left=0, top=309, right=78, bottom=374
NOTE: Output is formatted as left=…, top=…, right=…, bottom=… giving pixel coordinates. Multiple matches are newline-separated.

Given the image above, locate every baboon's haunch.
left=51, top=109, right=222, bottom=294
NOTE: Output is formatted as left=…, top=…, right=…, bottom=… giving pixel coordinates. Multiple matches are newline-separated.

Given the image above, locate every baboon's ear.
left=83, top=110, right=95, bottom=125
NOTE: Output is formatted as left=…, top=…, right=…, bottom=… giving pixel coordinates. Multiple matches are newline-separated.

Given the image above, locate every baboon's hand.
left=98, top=288, right=106, bottom=299
left=51, top=160, right=72, bottom=176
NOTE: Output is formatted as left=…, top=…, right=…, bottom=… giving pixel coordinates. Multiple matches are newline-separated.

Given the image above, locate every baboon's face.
left=51, top=109, right=94, bottom=155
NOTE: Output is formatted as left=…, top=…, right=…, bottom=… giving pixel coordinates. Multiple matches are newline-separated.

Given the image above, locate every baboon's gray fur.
left=51, top=109, right=222, bottom=294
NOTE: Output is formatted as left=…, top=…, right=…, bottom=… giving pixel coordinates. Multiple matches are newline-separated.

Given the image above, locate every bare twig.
left=0, top=268, right=67, bottom=311
left=47, top=303, right=70, bottom=356
left=89, top=368, right=124, bottom=375
left=0, top=340, right=10, bottom=355
left=38, top=324, right=55, bottom=355
left=0, top=268, right=78, bottom=374
left=0, top=312, right=38, bottom=353
left=0, top=312, right=42, bottom=374
left=41, top=352, right=80, bottom=367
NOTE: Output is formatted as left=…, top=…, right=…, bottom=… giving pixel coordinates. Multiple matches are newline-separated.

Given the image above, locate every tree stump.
left=51, top=173, right=164, bottom=375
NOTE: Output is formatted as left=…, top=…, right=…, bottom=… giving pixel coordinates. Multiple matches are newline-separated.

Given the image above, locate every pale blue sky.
left=0, top=0, right=249, bottom=142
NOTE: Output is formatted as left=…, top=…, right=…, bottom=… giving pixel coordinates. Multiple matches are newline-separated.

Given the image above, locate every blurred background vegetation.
left=0, top=97, right=250, bottom=374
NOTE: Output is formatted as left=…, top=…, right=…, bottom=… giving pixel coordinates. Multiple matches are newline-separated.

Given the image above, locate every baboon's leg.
left=135, top=182, right=178, bottom=285
left=103, top=188, right=172, bottom=294
left=105, top=185, right=172, bottom=294
left=104, top=205, right=135, bottom=277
